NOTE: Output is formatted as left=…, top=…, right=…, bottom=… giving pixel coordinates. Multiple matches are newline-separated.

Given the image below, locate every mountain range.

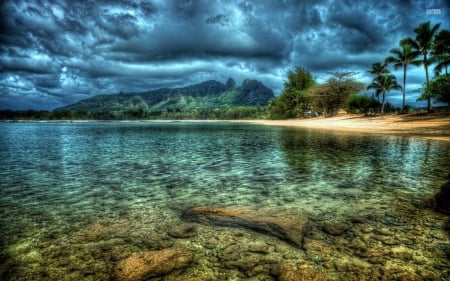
left=57, top=78, right=274, bottom=112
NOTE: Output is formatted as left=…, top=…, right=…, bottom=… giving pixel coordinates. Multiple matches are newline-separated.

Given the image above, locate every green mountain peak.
left=57, top=79, right=274, bottom=113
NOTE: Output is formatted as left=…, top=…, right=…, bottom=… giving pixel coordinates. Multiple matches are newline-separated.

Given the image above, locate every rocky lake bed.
left=3, top=198, right=449, bottom=281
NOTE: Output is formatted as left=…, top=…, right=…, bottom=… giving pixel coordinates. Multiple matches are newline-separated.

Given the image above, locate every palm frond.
left=402, top=37, right=420, bottom=51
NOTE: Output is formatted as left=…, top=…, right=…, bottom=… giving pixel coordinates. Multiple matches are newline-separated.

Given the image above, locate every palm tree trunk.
left=424, top=55, right=431, bottom=112
left=381, top=92, right=386, bottom=114
left=403, top=64, right=406, bottom=112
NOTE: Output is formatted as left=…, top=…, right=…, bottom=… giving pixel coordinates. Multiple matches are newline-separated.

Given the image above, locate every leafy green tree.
left=0, top=110, right=15, bottom=120
left=51, top=110, right=74, bottom=120
left=313, top=71, right=364, bottom=116
left=432, top=29, right=450, bottom=75
left=427, top=74, right=450, bottom=108
left=367, top=73, right=402, bottom=114
left=383, top=102, right=397, bottom=113
left=269, top=66, right=315, bottom=119
left=72, top=109, right=90, bottom=119
left=346, top=95, right=380, bottom=114
left=385, top=39, right=421, bottom=112
left=404, top=21, right=441, bottom=111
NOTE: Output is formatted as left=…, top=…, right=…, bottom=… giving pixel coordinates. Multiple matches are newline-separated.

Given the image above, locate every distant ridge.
left=57, top=78, right=274, bottom=112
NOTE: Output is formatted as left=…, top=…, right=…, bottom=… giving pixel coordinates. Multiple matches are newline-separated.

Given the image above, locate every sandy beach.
left=244, top=112, right=450, bottom=141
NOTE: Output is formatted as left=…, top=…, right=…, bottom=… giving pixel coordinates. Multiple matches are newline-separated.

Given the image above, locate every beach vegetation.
left=268, top=66, right=315, bottom=119
left=367, top=72, right=402, bottom=114
left=403, top=21, right=441, bottom=112
left=432, top=30, right=450, bottom=75
left=366, top=62, right=389, bottom=103
left=0, top=106, right=269, bottom=121
left=385, top=40, right=421, bottom=112
left=313, top=71, right=365, bottom=117
left=367, top=62, right=389, bottom=77
left=383, top=102, right=397, bottom=113
left=346, top=95, right=380, bottom=114
left=376, top=22, right=450, bottom=113
left=423, top=74, right=450, bottom=108
left=268, top=69, right=365, bottom=119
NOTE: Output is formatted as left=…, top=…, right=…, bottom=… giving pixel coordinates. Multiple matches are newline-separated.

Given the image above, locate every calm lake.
left=0, top=121, right=449, bottom=280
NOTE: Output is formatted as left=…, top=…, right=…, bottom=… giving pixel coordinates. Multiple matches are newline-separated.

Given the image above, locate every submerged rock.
left=168, top=224, right=197, bottom=238
left=303, top=238, right=333, bottom=255
left=170, top=277, right=205, bottom=281
left=336, top=181, right=355, bottom=189
left=113, top=247, right=194, bottom=281
left=322, top=222, right=349, bottom=236
left=433, top=180, right=450, bottom=214
left=223, top=255, right=278, bottom=277
left=72, top=222, right=132, bottom=243
left=278, top=265, right=328, bottom=281
left=397, top=274, right=441, bottom=281
left=182, top=206, right=309, bottom=247
left=247, top=241, right=270, bottom=254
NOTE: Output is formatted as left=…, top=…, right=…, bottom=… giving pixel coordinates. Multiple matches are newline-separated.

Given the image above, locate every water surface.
left=0, top=122, right=449, bottom=280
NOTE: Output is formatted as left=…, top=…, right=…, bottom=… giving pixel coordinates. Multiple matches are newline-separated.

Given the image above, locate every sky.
left=0, top=0, right=449, bottom=110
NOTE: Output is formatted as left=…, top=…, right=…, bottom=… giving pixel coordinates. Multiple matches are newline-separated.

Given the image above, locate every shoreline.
left=241, top=112, right=450, bottom=142
left=3, top=113, right=449, bottom=141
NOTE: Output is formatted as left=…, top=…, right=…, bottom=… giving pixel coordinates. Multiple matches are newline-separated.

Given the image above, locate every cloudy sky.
left=0, top=0, right=449, bottom=110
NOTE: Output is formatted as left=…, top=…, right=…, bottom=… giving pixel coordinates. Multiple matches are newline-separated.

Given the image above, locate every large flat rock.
left=182, top=206, right=309, bottom=247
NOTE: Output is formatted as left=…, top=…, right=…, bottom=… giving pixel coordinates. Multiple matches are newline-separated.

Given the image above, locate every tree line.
left=369, top=21, right=449, bottom=113
left=268, top=67, right=375, bottom=119
left=0, top=106, right=269, bottom=121
left=269, top=21, right=449, bottom=118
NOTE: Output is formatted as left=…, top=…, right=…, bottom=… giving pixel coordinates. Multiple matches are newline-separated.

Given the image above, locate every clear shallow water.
left=0, top=121, right=449, bottom=280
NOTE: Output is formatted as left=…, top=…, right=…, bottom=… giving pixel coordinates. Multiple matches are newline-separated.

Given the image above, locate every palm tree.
left=385, top=40, right=421, bottom=112
left=367, top=62, right=389, bottom=76
left=367, top=73, right=402, bottom=114
left=432, top=29, right=450, bottom=75
left=367, top=62, right=389, bottom=102
left=404, top=21, right=441, bottom=112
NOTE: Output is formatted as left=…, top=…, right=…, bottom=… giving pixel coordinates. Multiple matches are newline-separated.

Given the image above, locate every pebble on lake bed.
left=168, top=224, right=197, bottom=238
left=278, top=264, right=328, bottom=281
left=322, top=222, right=350, bottom=236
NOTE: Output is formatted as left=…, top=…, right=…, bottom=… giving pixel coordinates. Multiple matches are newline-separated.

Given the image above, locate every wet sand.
left=243, top=112, right=450, bottom=141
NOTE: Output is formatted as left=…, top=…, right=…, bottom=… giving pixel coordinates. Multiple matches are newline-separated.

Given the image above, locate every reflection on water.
left=280, top=129, right=448, bottom=194
left=0, top=122, right=449, bottom=280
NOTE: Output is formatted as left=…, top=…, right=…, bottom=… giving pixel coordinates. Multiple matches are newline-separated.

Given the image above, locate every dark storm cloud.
left=0, top=0, right=449, bottom=110
left=1, top=55, right=57, bottom=74
left=206, top=14, right=230, bottom=26
left=97, top=12, right=141, bottom=39
left=329, top=9, right=387, bottom=53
